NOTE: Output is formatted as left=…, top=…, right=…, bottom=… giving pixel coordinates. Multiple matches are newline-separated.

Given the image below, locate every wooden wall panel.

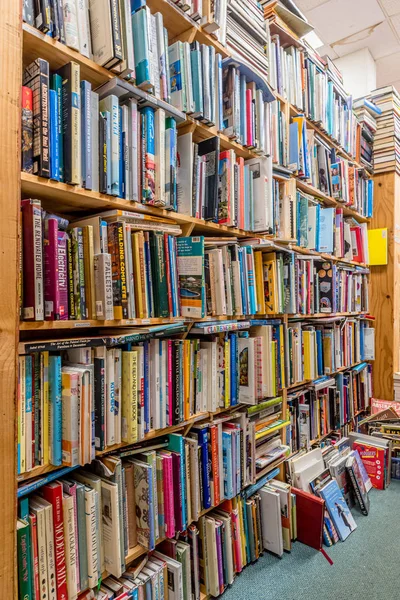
left=0, top=1, right=22, bottom=595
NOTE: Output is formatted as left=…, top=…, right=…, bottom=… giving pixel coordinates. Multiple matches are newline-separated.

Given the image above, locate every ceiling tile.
left=317, top=43, right=339, bottom=59
left=390, top=13, right=400, bottom=35
left=376, top=51, right=400, bottom=85
left=307, top=0, right=386, bottom=44
left=332, top=20, right=400, bottom=59
left=291, top=0, right=330, bottom=12
left=379, top=0, right=400, bottom=17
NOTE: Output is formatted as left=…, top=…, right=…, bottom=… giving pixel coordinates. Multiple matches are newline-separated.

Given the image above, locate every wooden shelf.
left=286, top=360, right=370, bottom=391
left=20, top=317, right=183, bottom=330
left=288, top=243, right=369, bottom=268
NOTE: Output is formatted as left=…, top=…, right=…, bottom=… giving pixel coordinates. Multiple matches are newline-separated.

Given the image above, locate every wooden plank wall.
left=0, top=1, right=21, bottom=595
left=369, top=172, right=400, bottom=401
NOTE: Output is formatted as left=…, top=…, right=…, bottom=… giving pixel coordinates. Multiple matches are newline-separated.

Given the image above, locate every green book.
left=17, top=519, right=32, bottom=600
left=149, top=231, right=169, bottom=318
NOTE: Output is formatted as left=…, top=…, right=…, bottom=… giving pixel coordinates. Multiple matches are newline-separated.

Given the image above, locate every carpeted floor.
left=223, top=481, right=400, bottom=600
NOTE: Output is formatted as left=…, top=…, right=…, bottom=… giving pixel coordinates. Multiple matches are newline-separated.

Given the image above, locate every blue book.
left=141, top=106, right=155, bottom=203
left=165, top=117, right=177, bottom=209
left=132, top=7, right=152, bottom=89
left=241, top=492, right=250, bottom=563
left=19, top=497, right=30, bottom=520
left=99, top=95, right=119, bottom=196
left=191, top=426, right=211, bottom=508
left=316, top=329, right=323, bottom=376
left=318, top=207, right=335, bottom=253
left=190, top=42, right=203, bottom=117
left=49, top=355, right=62, bottom=466
left=131, top=0, right=146, bottom=11
left=229, top=332, right=237, bottom=406
left=25, top=356, right=33, bottom=472
left=101, top=110, right=112, bottom=195
left=319, top=479, right=357, bottom=541
left=238, top=248, right=247, bottom=315
left=246, top=247, right=257, bottom=315
left=288, top=121, right=299, bottom=170
left=222, top=430, right=233, bottom=499
left=167, top=433, right=187, bottom=528
left=367, top=179, right=374, bottom=217
left=119, top=105, right=124, bottom=198
left=72, top=481, right=89, bottom=590
left=80, top=80, right=92, bottom=190
left=51, top=74, right=63, bottom=180
left=49, top=89, right=59, bottom=181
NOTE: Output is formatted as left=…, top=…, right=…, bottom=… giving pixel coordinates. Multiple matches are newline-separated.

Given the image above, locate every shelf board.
left=20, top=318, right=182, bottom=331
left=295, top=179, right=370, bottom=223
left=288, top=243, right=369, bottom=268
left=286, top=360, right=370, bottom=391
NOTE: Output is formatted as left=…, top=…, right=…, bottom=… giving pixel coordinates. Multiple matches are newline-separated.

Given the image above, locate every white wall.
left=334, top=48, right=377, bottom=98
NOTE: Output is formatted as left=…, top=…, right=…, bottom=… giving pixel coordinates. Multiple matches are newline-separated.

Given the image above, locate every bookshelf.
left=9, top=0, right=377, bottom=597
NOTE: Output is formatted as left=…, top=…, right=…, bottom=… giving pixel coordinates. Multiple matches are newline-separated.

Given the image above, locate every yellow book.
left=254, top=251, right=265, bottom=314
left=262, top=253, right=278, bottom=313
left=237, top=496, right=246, bottom=564
left=18, top=357, right=26, bottom=474
left=255, top=420, right=291, bottom=441
left=41, top=351, right=50, bottom=466
left=303, top=331, right=311, bottom=380
left=271, top=340, right=277, bottom=398
left=132, top=233, right=144, bottom=318
left=121, top=350, right=138, bottom=444
left=83, top=225, right=96, bottom=320
left=368, top=228, right=388, bottom=265
left=183, top=340, right=190, bottom=420
left=224, top=338, right=230, bottom=408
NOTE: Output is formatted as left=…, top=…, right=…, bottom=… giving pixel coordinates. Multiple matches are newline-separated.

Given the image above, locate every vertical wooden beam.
left=0, top=1, right=21, bottom=596
left=369, top=172, right=399, bottom=400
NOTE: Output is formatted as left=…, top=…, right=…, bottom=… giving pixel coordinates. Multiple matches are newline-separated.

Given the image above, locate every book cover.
left=132, top=7, right=153, bottom=90
left=345, top=454, right=370, bottom=515
left=21, top=86, right=33, bottom=173
left=23, top=58, right=50, bottom=178
left=353, top=442, right=386, bottom=490
left=57, top=61, right=81, bottom=185
left=132, top=460, right=155, bottom=549
left=319, top=479, right=357, bottom=541
left=22, top=199, right=44, bottom=321
left=99, top=95, right=120, bottom=196
left=81, top=80, right=92, bottom=190
left=176, top=237, right=205, bottom=318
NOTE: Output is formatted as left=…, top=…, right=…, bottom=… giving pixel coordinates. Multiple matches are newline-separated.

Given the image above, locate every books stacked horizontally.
left=287, top=362, right=373, bottom=450
left=353, top=97, right=381, bottom=172
left=17, top=321, right=286, bottom=473
left=290, top=114, right=374, bottom=219
left=368, top=86, right=400, bottom=174
left=226, top=0, right=269, bottom=85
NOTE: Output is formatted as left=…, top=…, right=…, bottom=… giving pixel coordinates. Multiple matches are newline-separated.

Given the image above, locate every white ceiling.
left=294, top=0, right=400, bottom=92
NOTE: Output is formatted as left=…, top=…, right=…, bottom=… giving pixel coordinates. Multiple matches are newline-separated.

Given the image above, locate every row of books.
left=287, top=362, right=373, bottom=451
left=17, top=320, right=287, bottom=473
left=23, top=0, right=219, bottom=84
left=285, top=318, right=374, bottom=386
left=261, top=251, right=369, bottom=316
left=368, top=86, right=400, bottom=174
left=290, top=115, right=374, bottom=218
left=353, top=98, right=381, bottom=172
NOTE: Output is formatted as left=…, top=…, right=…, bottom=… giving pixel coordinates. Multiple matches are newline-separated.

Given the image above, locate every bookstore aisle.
left=223, top=484, right=400, bottom=600
left=8, top=0, right=400, bottom=598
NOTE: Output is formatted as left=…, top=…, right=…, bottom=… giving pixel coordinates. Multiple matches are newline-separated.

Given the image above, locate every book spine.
left=122, top=351, right=138, bottom=444
left=62, top=495, right=78, bottom=597
left=24, top=58, right=50, bottom=177
left=66, top=235, right=75, bottom=319
left=347, top=465, right=368, bottom=515
left=44, top=218, right=60, bottom=320
left=57, top=232, right=69, bottom=320
left=49, top=89, right=60, bottom=181
left=93, top=253, right=114, bottom=320
left=81, top=80, right=92, bottom=190
left=43, top=485, right=68, bottom=600
left=61, top=372, right=79, bottom=467
left=75, top=486, right=89, bottom=591
left=49, top=355, right=62, bottom=466
left=17, top=520, right=32, bottom=600
left=109, top=0, right=123, bottom=65
left=149, top=232, right=169, bottom=318
left=29, top=513, right=41, bottom=599
left=94, top=356, right=105, bottom=451
left=60, top=62, right=81, bottom=185
left=22, top=200, right=44, bottom=321
left=21, top=86, right=34, bottom=173
left=75, top=228, right=86, bottom=318
left=141, top=106, right=156, bottom=204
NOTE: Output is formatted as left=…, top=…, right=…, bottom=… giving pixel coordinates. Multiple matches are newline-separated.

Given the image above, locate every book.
left=318, top=479, right=357, bottom=541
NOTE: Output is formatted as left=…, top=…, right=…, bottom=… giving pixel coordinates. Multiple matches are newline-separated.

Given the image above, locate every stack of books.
left=368, top=86, right=400, bottom=174
left=353, top=97, right=381, bottom=172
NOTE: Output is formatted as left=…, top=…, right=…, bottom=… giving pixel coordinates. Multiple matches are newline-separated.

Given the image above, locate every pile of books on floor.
left=368, top=86, right=400, bottom=174
left=353, top=97, right=381, bottom=172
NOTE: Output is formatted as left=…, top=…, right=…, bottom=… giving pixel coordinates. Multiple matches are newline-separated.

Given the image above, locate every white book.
left=153, top=552, right=183, bottom=600
left=245, top=155, right=273, bottom=233
left=149, top=339, right=161, bottom=430
left=230, top=250, right=242, bottom=315
left=62, top=493, right=78, bottom=599
left=364, top=327, right=375, bottom=361
left=237, top=338, right=256, bottom=405
left=30, top=499, right=49, bottom=600
left=128, top=98, right=139, bottom=202
left=63, top=365, right=93, bottom=465
left=259, top=486, right=284, bottom=557
left=201, top=44, right=211, bottom=121
left=99, top=95, right=120, bottom=196
left=100, top=479, right=122, bottom=577
left=131, top=345, right=145, bottom=440
left=183, top=42, right=194, bottom=114
left=91, top=92, right=99, bottom=193
left=34, top=497, right=57, bottom=600
left=177, top=132, right=193, bottom=216
left=83, top=485, right=99, bottom=587
left=88, top=0, right=114, bottom=66
left=61, top=368, right=79, bottom=467
left=62, top=0, right=80, bottom=51
left=155, top=12, right=167, bottom=101
left=221, top=246, right=233, bottom=316
left=151, top=14, right=160, bottom=98
left=106, top=349, right=116, bottom=445
left=94, top=253, right=114, bottom=321
left=76, top=0, right=92, bottom=58
left=74, top=472, right=103, bottom=574
left=204, top=518, right=219, bottom=597
left=208, top=248, right=226, bottom=315
left=116, top=0, right=135, bottom=78
left=168, top=42, right=185, bottom=111
left=200, top=340, right=218, bottom=412
left=124, top=224, right=136, bottom=319
left=114, top=348, right=122, bottom=444
left=155, top=108, right=166, bottom=205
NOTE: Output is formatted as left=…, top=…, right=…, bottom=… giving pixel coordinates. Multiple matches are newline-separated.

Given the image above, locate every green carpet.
left=223, top=481, right=400, bottom=600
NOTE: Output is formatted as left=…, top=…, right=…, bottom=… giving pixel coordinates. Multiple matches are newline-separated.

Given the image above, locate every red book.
left=161, top=451, right=175, bottom=538
left=210, top=425, right=220, bottom=506
left=236, top=157, right=245, bottom=231
left=42, top=482, right=68, bottom=600
left=21, top=199, right=44, bottom=321
left=167, top=341, right=173, bottom=427
left=29, top=512, right=40, bottom=600
left=44, top=217, right=60, bottom=320
left=246, top=89, right=253, bottom=147
left=291, top=487, right=325, bottom=550
left=353, top=442, right=386, bottom=490
left=350, top=226, right=364, bottom=263
left=171, top=451, right=183, bottom=531
left=164, top=233, right=173, bottom=316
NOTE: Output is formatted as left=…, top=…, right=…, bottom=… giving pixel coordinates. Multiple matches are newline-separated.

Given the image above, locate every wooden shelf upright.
left=0, top=1, right=21, bottom=596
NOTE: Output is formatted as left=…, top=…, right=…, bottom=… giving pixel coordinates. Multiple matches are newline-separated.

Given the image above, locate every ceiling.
left=292, top=0, right=400, bottom=93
